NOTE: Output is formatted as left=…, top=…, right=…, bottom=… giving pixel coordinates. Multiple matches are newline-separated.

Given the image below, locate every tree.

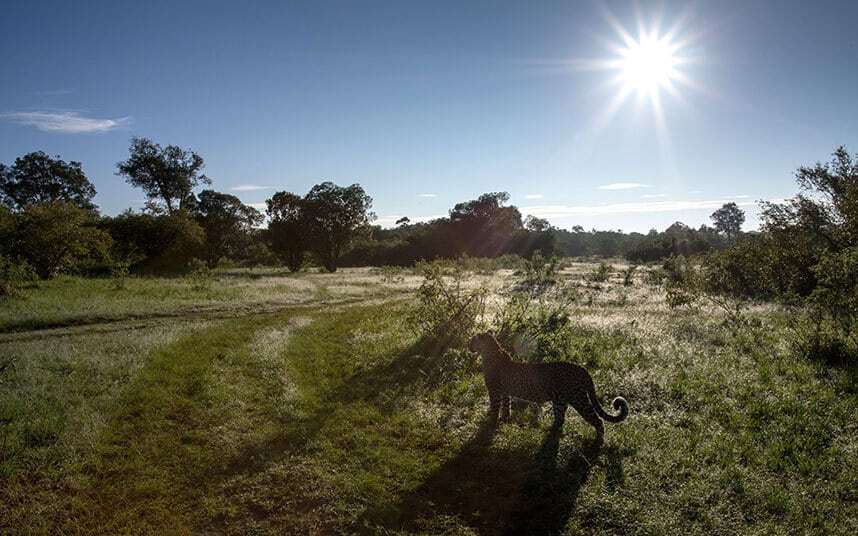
left=303, top=182, right=374, bottom=272
left=395, top=216, right=411, bottom=226
left=793, top=145, right=858, bottom=244
left=194, top=190, right=263, bottom=265
left=264, top=191, right=309, bottom=272
left=104, top=210, right=205, bottom=274
left=448, top=192, right=522, bottom=257
left=711, top=202, right=745, bottom=242
left=116, top=137, right=210, bottom=213
left=524, top=215, right=552, bottom=233
left=0, top=151, right=97, bottom=211
left=11, top=201, right=111, bottom=278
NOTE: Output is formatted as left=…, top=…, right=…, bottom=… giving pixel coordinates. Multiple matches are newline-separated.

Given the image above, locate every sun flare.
left=618, top=34, right=680, bottom=96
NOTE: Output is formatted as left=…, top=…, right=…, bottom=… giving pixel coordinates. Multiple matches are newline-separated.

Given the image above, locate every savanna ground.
left=1, top=262, right=857, bottom=535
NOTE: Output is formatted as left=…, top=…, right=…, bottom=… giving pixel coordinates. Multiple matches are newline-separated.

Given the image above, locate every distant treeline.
left=0, top=135, right=744, bottom=282
left=341, top=216, right=740, bottom=267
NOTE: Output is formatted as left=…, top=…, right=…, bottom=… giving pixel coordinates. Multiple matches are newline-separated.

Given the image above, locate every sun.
left=618, top=33, right=680, bottom=96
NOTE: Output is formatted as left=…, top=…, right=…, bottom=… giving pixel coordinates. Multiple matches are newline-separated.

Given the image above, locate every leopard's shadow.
left=361, top=417, right=625, bottom=536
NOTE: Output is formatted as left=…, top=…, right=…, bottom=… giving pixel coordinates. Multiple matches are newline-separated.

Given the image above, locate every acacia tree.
left=116, top=137, right=210, bottom=213
left=0, top=151, right=97, bottom=211
left=711, top=202, right=745, bottom=242
left=264, top=191, right=308, bottom=272
left=303, top=182, right=373, bottom=272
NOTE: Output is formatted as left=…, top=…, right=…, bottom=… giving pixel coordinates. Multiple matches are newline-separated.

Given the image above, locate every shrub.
left=586, top=262, right=612, bottom=283
left=408, top=262, right=487, bottom=349
left=186, top=259, right=214, bottom=290
left=493, top=283, right=580, bottom=363
left=662, top=255, right=702, bottom=309
left=110, top=259, right=131, bottom=290
left=11, top=201, right=111, bottom=278
left=0, top=255, right=35, bottom=297
left=516, top=250, right=559, bottom=292
left=104, top=211, right=205, bottom=274
left=622, top=265, right=638, bottom=286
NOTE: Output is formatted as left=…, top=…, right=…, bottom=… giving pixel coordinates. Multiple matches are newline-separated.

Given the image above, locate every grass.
left=0, top=267, right=422, bottom=333
left=1, top=261, right=857, bottom=534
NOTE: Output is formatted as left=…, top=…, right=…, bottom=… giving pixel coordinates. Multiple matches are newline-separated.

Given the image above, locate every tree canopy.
left=194, top=190, right=263, bottom=265
left=711, top=202, right=745, bottom=242
left=116, top=137, right=210, bottom=213
left=264, top=191, right=309, bottom=272
left=0, top=151, right=97, bottom=211
left=10, top=201, right=111, bottom=278
left=303, top=182, right=374, bottom=272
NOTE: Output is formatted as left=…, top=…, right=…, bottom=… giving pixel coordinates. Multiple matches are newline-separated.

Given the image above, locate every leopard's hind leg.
left=573, top=401, right=604, bottom=443
left=551, top=402, right=567, bottom=430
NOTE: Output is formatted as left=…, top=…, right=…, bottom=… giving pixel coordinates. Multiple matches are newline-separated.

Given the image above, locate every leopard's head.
left=468, top=332, right=497, bottom=354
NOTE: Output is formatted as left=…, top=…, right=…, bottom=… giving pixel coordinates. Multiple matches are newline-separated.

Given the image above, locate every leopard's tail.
left=587, top=382, right=628, bottom=423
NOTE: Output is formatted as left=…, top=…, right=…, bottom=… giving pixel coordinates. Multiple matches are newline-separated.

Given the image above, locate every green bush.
left=104, top=211, right=205, bottom=274
left=622, top=264, right=638, bottom=286
left=516, top=250, right=559, bottom=292
left=408, top=262, right=487, bottom=349
left=0, top=255, right=36, bottom=297
left=11, top=202, right=111, bottom=278
left=662, top=255, right=702, bottom=309
left=494, top=285, right=580, bottom=364
left=586, top=262, right=612, bottom=283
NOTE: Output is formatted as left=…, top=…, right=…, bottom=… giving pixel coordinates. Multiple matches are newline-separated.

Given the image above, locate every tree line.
left=1, top=136, right=752, bottom=285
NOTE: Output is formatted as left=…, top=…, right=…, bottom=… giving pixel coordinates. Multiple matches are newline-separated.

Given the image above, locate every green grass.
left=0, top=267, right=415, bottom=332
left=1, top=262, right=857, bottom=534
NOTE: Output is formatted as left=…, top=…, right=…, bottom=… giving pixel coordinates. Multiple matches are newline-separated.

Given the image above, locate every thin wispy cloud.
left=417, top=193, right=437, bottom=198
left=641, top=193, right=667, bottom=199
left=522, top=198, right=757, bottom=218
left=34, top=89, right=74, bottom=96
left=230, top=184, right=273, bottom=192
left=0, top=111, right=130, bottom=133
left=524, top=194, right=544, bottom=199
left=598, top=182, right=651, bottom=190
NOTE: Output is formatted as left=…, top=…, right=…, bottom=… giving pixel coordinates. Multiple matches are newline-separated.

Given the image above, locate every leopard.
left=468, top=331, right=628, bottom=441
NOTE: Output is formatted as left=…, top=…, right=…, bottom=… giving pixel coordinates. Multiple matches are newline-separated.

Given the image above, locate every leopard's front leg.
left=500, top=396, right=511, bottom=421
left=488, top=391, right=503, bottom=422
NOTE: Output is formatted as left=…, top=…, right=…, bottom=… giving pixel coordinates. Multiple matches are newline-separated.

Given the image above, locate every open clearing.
left=2, top=263, right=857, bottom=535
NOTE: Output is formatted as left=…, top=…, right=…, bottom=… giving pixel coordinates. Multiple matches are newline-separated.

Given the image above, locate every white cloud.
left=598, top=182, right=651, bottom=190
left=247, top=202, right=268, bottom=211
left=231, top=184, right=272, bottom=192
left=417, top=193, right=437, bottom=198
left=641, top=193, right=667, bottom=199
left=34, top=89, right=74, bottom=96
left=0, top=111, right=131, bottom=133
left=524, top=194, right=544, bottom=199
left=522, top=198, right=758, bottom=218
left=376, top=214, right=444, bottom=227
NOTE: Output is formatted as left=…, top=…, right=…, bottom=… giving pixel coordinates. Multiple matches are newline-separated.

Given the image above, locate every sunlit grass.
left=1, top=262, right=856, bottom=534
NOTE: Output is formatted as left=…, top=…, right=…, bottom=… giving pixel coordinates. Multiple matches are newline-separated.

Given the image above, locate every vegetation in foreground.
left=2, top=262, right=857, bottom=535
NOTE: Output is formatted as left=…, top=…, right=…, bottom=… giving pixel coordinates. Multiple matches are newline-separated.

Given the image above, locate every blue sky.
left=1, top=0, right=856, bottom=232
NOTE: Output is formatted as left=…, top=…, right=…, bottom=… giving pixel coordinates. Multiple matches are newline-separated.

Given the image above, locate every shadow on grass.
left=209, top=329, right=624, bottom=535
left=206, top=334, right=457, bottom=481
left=359, top=417, right=625, bottom=536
